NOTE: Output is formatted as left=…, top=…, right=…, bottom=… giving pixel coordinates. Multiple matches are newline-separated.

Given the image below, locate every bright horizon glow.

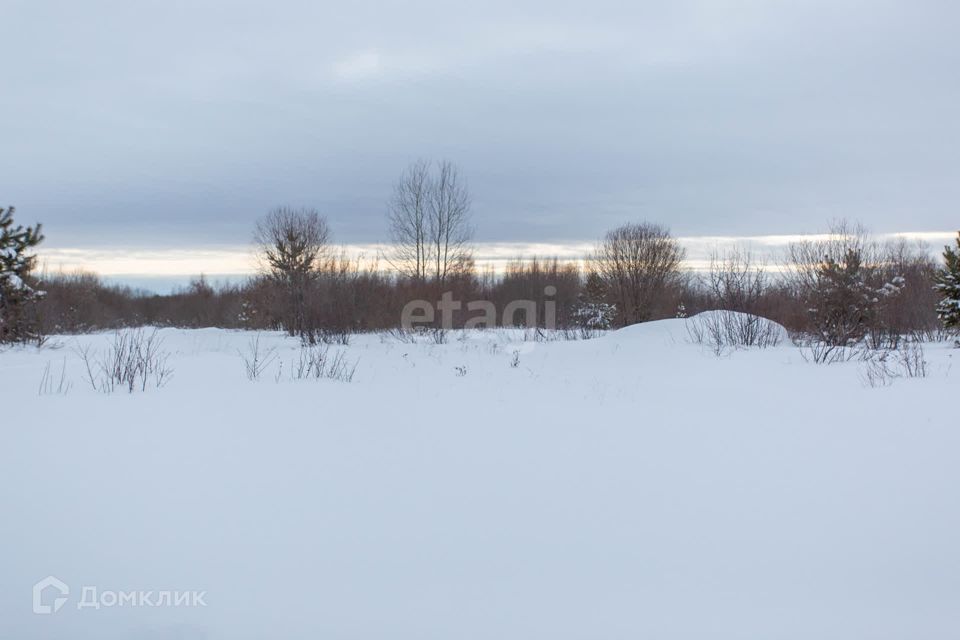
left=35, top=232, right=957, bottom=285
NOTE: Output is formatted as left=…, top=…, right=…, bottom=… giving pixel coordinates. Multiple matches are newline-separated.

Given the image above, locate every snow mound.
left=689, top=309, right=788, bottom=334
left=612, top=317, right=690, bottom=340
left=685, top=310, right=789, bottom=349
left=609, top=312, right=788, bottom=351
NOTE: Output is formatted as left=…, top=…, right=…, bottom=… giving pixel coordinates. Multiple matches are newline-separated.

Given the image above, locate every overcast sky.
left=2, top=0, right=958, bottom=253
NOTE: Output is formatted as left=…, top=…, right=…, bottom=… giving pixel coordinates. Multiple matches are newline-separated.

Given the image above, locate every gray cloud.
left=2, top=0, right=958, bottom=249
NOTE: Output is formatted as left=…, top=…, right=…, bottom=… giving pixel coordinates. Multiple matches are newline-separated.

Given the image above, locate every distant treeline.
left=31, top=222, right=946, bottom=347
left=5, top=159, right=958, bottom=347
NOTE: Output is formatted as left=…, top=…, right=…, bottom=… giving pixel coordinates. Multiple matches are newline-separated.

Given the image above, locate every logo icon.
left=33, top=576, right=69, bottom=615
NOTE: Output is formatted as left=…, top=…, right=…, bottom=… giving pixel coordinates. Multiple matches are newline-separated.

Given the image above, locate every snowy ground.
left=1, top=319, right=959, bottom=639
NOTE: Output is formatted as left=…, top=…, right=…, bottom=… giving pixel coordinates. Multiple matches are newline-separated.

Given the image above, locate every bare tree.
left=385, top=159, right=431, bottom=281
left=786, top=220, right=877, bottom=294
left=253, top=207, right=331, bottom=337
left=707, top=247, right=767, bottom=313
left=428, top=160, right=473, bottom=284
left=593, top=222, right=685, bottom=325
left=385, top=160, right=474, bottom=284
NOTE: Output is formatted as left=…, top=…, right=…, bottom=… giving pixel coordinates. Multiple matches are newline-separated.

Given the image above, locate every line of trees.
left=23, top=221, right=957, bottom=346
left=2, top=160, right=959, bottom=346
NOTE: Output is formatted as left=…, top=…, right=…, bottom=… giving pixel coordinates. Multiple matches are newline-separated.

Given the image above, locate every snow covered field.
left=2, top=319, right=958, bottom=639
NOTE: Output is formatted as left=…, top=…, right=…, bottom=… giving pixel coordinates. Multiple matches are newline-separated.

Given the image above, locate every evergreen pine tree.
left=934, top=231, right=960, bottom=331
left=574, top=271, right=616, bottom=329
left=0, top=206, right=45, bottom=343
left=808, top=248, right=876, bottom=346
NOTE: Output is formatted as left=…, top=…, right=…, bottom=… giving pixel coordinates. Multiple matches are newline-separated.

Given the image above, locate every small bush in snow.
left=239, top=334, right=277, bottom=381
left=380, top=327, right=417, bottom=344
left=795, top=337, right=861, bottom=365
left=38, top=358, right=72, bottom=395
left=380, top=326, right=457, bottom=346
left=909, top=325, right=953, bottom=344
left=291, top=343, right=357, bottom=382
left=860, top=341, right=929, bottom=387
left=301, top=327, right=351, bottom=346
left=77, top=328, right=173, bottom=393
left=686, top=311, right=784, bottom=355
left=522, top=327, right=603, bottom=342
